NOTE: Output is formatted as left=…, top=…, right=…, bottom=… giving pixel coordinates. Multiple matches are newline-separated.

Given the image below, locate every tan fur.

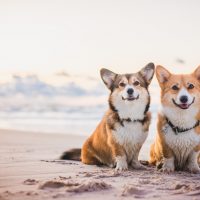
left=150, top=65, right=200, bottom=172
left=81, top=64, right=155, bottom=170
left=149, top=114, right=174, bottom=165
left=81, top=111, right=151, bottom=166
left=61, top=63, right=155, bottom=171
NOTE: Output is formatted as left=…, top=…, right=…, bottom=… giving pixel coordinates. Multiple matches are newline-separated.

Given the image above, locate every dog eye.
left=172, top=85, right=179, bottom=90
left=188, top=83, right=194, bottom=89
left=133, top=81, right=140, bottom=86
left=119, top=82, right=126, bottom=87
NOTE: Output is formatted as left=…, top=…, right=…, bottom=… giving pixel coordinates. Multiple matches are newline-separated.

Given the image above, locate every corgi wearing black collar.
left=61, top=63, right=155, bottom=171
left=149, top=65, right=200, bottom=173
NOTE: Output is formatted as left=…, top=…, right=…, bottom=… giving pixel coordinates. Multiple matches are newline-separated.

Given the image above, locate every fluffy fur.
left=149, top=65, right=200, bottom=173
left=61, top=63, right=155, bottom=171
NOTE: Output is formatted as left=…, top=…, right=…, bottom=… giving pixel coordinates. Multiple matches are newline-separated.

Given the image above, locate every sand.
left=0, top=129, right=200, bottom=200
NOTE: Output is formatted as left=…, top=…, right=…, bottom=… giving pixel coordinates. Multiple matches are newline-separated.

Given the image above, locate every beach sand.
left=0, top=129, right=200, bottom=200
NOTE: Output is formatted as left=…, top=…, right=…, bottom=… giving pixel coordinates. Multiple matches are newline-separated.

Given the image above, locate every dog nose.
left=180, top=95, right=188, bottom=103
left=127, top=88, right=134, bottom=95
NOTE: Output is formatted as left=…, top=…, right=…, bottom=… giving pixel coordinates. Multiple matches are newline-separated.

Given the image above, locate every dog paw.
left=115, top=156, right=128, bottom=172
left=187, top=164, right=200, bottom=174
left=159, top=157, right=175, bottom=173
left=109, top=163, right=115, bottom=168
left=115, top=165, right=128, bottom=172
left=131, top=161, right=147, bottom=170
left=160, top=165, right=174, bottom=173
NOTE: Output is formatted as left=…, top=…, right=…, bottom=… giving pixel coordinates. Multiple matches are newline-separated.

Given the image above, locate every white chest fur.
left=113, top=122, right=147, bottom=163
left=163, top=106, right=198, bottom=131
left=163, top=124, right=200, bottom=167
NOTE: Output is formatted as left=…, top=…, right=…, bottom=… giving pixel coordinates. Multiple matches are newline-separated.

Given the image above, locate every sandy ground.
left=0, top=129, right=200, bottom=200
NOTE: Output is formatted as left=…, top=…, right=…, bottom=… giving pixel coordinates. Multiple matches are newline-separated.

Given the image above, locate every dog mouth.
left=172, top=98, right=195, bottom=109
left=122, top=95, right=139, bottom=101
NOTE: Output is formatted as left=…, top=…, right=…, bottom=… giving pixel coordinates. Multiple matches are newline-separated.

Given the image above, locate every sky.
left=0, top=0, right=200, bottom=79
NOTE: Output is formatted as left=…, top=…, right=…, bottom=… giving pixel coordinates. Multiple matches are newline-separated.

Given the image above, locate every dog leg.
left=161, top=157, right=175, bottom=173
left=109, top=137, right=128, bottom=172
left=186, top=150, right=200, bottom=174
left=131, top=149, right=146, bottom=170
left=115, top=155, right=128, bottom=172
left=131, top=159, right=147, bottom=170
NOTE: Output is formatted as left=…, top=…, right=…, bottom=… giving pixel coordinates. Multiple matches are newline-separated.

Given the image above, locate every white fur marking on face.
left=175, top=88, right=193, bottom=105
left=121, top=84, right=139, bottom=100
left=112, top=83, right=149, bottom=120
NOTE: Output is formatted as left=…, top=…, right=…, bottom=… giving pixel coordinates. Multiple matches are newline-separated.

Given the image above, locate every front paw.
left=187, top=164, right=200, bottom=174
left=115, top=162, right=128, bottom=172
left=160, top=158, right=175, bottom=173
left=160, top=165, right=175, bottom=173
left=131, top=160, right=147, bottom=170
left=115, top=156, right=128, bottom=172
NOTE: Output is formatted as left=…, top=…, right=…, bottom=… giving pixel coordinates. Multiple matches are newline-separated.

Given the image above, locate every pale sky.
left=0, top=0, right=200, bottom=78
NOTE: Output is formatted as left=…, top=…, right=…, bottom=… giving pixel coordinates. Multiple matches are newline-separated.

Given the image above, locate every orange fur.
left=61, top=63, right=155, bottom=171
left=81, top=108, right=152, bottom=166
left=81, top=64, right=155, bottom=170
left=150, top=65, right=200, bottom=171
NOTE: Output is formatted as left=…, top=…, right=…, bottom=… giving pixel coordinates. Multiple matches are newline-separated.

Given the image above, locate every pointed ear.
left=139, top=63, right=155, bottom=85
left=193, top=65, right=200, bottom=81
left=156, top=65, right=171, bottom=85
left=100, top=68, right=117, bottom=90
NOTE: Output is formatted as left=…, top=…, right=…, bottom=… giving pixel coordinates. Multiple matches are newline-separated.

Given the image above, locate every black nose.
left=127, top=88, right=134, bottom=95
left=180, top=95, right=188, bottom=103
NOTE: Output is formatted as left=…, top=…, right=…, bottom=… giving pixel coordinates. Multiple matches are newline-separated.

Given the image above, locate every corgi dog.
left=61, top=63, right=155, bottom=171
left=149, top=65, right=200, bottom=173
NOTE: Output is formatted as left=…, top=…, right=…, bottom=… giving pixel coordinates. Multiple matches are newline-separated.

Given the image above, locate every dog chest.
left=113, top=122, right=147, bottom=161
left=163, top=125, right=200, bottom=165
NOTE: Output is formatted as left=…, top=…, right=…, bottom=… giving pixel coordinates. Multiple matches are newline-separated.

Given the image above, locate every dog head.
left=156, top=65, right=200, bottom=111
left=100, top=63, right=155, bottom=119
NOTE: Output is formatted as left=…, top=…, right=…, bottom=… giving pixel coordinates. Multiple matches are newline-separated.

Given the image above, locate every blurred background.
left=0, top=0, right=200, bottom=136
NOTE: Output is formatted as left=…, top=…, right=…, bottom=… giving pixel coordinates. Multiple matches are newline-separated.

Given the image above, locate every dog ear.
left=193, top=65, right=200, bottom=81
left=100, top=68, right=117, bottom=90
left=156, top=65, right=171, bottom=85
left=139, top=63, right=155, bottom=85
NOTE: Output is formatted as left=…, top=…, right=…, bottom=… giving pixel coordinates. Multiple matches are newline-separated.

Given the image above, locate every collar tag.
left=162, top=124, right=168, bottom=135
left=175, top=128, right=178, bottom=135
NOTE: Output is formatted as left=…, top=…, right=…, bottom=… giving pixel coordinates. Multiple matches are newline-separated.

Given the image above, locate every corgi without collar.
left=61, top=63, right=155, bottom=171
left=149, top=65, right=200, bottom=173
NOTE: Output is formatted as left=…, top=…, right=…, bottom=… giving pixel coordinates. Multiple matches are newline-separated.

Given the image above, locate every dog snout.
left=180, top=95, right=188, bottom=103
left=127, top=88, right=134, bottom=95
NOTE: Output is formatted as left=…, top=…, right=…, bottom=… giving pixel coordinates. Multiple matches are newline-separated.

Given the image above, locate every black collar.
left=166, top=117, right=200, bottom=135
left=108, top=99, right=149, bottom=127
left=120, top=116, right=148, bottom=127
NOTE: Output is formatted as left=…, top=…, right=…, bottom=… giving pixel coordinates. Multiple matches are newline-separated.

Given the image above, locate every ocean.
left=0, top=104, right=158, bottom=160
left=0, top=75, right=160, bottom=159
